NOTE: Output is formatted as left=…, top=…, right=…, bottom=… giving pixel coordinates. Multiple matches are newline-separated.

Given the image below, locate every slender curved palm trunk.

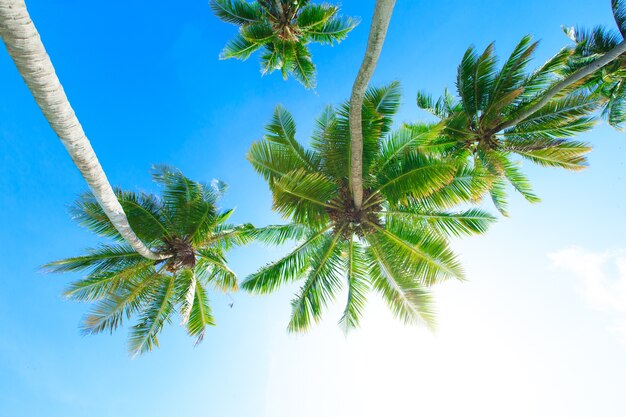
left=0, top=0, right=165, bottom=260
left=349, top=0, right=396, bottom=209
left=497, top=39, right=626, bottom=131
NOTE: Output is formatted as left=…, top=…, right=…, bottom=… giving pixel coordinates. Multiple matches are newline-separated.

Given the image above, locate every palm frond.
left=196, top=249, right=238, bottom=291
left=43, top=244, right=145, bottom=275
left=81, top=270, right=161, bottom=335
left=614, top=0, right=626, bottom=37
left=416, top=164, right=493, bottom=210
left=384, top=207, right=496, bottom=238
left=271, top=168, right=337, bottom=225
left=128, top=275, right=176, bottom=357
left=187, top=282, right=215, bottom=345
left=339, top=238, right=369, bottom=332
left=506, top=93, right=599, bottom=140
left=152, top=165, right=220, bottom=238
left=373, top=153, right=456, bottom=204
left=290, top=42, right=316, bottom=89
left=260, top=44, right=282, bottom=74
left=366, top=240, right=435, bottom=327
left=376, top=123, right=444, bottom=171
left=210, top=0, right=262, bottom=25
left=501, top=158, right=541, bottom=203
left=265, top=105, right=319, bottom=170
left=63, top=261, right=154, bottom=302
left=489, top=177, right=509, bottom=216
left=250, top=223, right=313, bottom=245
left=242, top=226, right=332, bottom=294
left=416, top=89, right=456, bottom=119
left=241, top=21, right=275, bottom=43
left=512, top=139, right=591, bottom=171
left=303, top=12, right=358, bottom=45
left=605, top=79, right=626, bottom=129
left=367, top=222, right=464, bottom=285
left=248, top=139, right=312, bottom=184
left=288, top=231, right=344, bottom=333
left=220, top=33, right=263, bottom=60
left=456, top=43, right=498, bottom=119
left=484, top=35, right=537, bottom=120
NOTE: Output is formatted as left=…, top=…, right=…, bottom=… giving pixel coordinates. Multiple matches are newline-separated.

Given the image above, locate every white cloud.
left=549, top=247, right=626, bottom=341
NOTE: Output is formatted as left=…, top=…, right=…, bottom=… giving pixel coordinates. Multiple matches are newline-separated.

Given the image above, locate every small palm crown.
left=210, top=0, right=358, bottom=88
left=245, top=82, right=496, bottom=333
left=44, top=167, right=253, bottom=356
left=416, top=35, right=597, bottom=214
left=563, top=0, right=626, bottom=129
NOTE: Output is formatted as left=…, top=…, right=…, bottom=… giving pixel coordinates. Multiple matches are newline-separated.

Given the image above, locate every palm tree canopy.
left=562, top=0, right=626, bottom=129
left=210, top=0, right=358, bottom=88
left=416, top=35, right=598, bottom=215
left=43, top=166, right=253, bottom=356
left=244, top=82, right=496, bottom=333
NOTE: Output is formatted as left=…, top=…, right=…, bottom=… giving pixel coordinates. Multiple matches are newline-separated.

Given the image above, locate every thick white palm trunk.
left=0, top=0, right=165, bottom=260
left=349, top=0, right=396, bottom=209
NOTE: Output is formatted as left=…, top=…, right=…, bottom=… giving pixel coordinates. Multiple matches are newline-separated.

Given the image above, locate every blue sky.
left=1, top=0, right=626, bottom=416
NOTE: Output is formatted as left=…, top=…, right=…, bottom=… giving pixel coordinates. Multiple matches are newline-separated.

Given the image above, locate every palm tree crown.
left=44, top=167, right=253, bottom=356
left=244, top=83, right=496, bottom=332
left=416, top=36, right=597, bottom=214
left=210, top=0, right=358, bottom=88
left=562, top=0, right=626, bottom=129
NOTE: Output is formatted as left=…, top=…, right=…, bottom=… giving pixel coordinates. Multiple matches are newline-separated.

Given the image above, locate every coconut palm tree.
left=0, top=0, right=164, bottom=260
left=244, top=83, right=495, bottom=332
left=44, top=167, right=253, bottom=356
left=210, top=0, right=358, bottom=88
left=416, top=35, right=599, bottom=214
left=493, top=0, right=626, bottom=135
left=561, top=0, right=626, bottom=129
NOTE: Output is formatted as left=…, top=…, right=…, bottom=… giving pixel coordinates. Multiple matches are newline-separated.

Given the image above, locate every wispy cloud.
left=549, top=247, right=626, bottom=342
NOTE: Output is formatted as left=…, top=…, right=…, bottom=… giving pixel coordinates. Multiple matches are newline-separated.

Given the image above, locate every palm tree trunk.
left=349, top=0, right=396, bottom=210
left=0, top=0, right=166, bottom=261
left=497, top=39, right=626, bottom=131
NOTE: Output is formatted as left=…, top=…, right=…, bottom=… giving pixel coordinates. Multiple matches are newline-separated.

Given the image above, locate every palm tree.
left=496, top=0, right=626, bottom=133
left=0, top=0, right=164, bottom=260
left=44, top=167, right=253, bottom=356
left=349, top=0, right=396, bottom=209
left=210, top=0, right=358, bottom=88
left=416, top=36, right=598, bottom=214
left=561, top=0, right=626, bottom=129
left=244, top=83, right=495, bottom=332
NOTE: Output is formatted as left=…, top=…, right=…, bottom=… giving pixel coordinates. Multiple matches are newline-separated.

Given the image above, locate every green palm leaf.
left=339, top=238, right=369, bottom=332
left=265, top=105, right=319, bottom=170
left=304, top=14, right=358, bottom=45
left=367, top=222, right=464, bottom=285
left=384, top=207, right=496, bottom=238
left=242, top=226, right=331, bottom=294
left=220, top=33, right=263, bottom=60
left=613, top=0, right=626, bottom=37
left=512, top=140, right=591, bottom=170
left=44, top=244, right=144, bottom=275
left=81, top=270, right=161, bottom=335
left=128, top=275, right=176, bottom=357
left=210, top=0, right=261, bottom=25
left=290, top=42, right=316, bottom=89
left=376, top=123, right=444, bottom=171
left=366, top=240, right=435, bottom=327
left=373, top=153, right=456, bottom=204
left=288, top=231, right=345, bottom=333
left=271, top=168, right=338, bottom=224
